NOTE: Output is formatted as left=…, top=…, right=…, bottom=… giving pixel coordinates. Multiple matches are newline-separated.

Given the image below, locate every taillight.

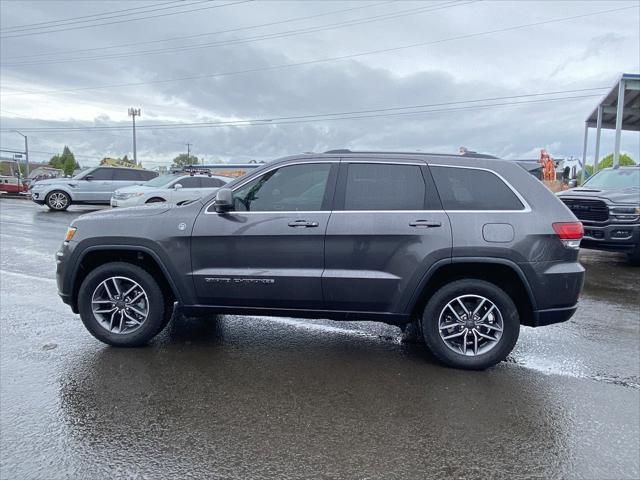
left=553, top=222, right=583, bottom=249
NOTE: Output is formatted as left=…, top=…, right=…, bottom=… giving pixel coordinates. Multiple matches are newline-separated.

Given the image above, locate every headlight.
left=115, top=192, right=144, bottom=200
left=609, top=205, right=640, bottom=221
left=32, top=184, right=43, bottom=190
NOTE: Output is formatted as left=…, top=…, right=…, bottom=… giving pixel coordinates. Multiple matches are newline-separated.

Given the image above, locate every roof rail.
left=323, top=149, right=498, bottom=159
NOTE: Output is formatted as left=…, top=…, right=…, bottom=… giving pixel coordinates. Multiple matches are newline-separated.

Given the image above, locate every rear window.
left=344, top=163, right=426, bottom=210
left=431, top=166, right=524, bottom=210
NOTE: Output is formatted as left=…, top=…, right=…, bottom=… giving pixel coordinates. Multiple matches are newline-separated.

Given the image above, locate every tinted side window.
left=233, top=163, right=331, bottom=212
left=344, top=163, right=426, bottom=211
left=201, top=177, right=226, bottom=188
left=113, top=169, right=142, bottom=181
left=90, top=168, right=113, bottom=180
left=431, top=166, right=524, bottom=210
left=176, top=177, right=201, bottom=188
left=140, top=170, right=158, bottom=181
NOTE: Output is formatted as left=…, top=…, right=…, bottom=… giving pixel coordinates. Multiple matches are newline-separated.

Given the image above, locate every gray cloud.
left=1, top=0, right=639, bottom=168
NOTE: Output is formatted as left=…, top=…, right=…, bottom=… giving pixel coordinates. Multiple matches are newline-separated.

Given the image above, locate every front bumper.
left=31, top=191, right=45, bottom=204
left=581, top=222, right=640, bottom=253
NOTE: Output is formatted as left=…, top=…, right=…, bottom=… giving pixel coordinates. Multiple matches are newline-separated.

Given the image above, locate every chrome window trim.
left=204, top=159, right=532, bottom=215
left=428, top=163, right=532, bottom=213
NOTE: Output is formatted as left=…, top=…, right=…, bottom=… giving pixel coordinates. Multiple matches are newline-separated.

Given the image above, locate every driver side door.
left=191, top=160, right=338, bottom=309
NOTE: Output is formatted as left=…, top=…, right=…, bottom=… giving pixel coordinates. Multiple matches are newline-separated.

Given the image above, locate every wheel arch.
left=45, top=187, right=75, bottom=202
left=407, top=258, right=537, bottom=327
left=70, top=245, right=181, bottom=312
left=146, top=197, right=167, bottom=203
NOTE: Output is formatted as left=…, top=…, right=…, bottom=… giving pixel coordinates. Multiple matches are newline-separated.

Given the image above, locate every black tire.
left=421, top=279, right=520, bottom=370
left=626, top=247, right=640, bottom=266
left=45, top=190, right=71, bottom=211
left=77, top=262, right=170, bottom=347
left=146, top=197, right=166, bottom=203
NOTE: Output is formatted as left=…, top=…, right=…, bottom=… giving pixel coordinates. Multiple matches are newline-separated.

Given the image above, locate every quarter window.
left=233, top=163, right=332, bottom=212
left=343, top=163, right=426, bottom=210
left=430, top=166, right=524, bottom=210
left=201, top=177, right=227, bottom=188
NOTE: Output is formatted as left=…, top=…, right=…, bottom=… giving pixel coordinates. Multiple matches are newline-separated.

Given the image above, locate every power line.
left=2, top=5, right=633, bottom=98
left=0, top=0, right=188, bottom=32
left=3, top=1, right=467, bottom=67
left=0, top=89, right=606, bottom=133
left=0, top=0, right=254, bottom=39
left=2, top=1, right=394, bottom=61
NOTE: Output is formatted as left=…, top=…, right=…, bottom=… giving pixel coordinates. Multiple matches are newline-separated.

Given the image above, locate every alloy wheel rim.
left=438, top=294, right=503, bottom=356
left=49, top=192, right=68, bottom=209
left=91, top=276, right=149, bottom=334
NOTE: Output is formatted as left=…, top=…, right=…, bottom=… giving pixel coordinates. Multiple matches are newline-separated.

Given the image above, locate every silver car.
left=30, top=166, right=158, bottom=211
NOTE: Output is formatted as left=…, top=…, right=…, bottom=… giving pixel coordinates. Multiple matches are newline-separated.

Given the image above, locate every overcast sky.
left=0, top=0, right=638, bottom=168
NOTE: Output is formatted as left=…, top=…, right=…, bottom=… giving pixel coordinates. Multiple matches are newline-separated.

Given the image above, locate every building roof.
left=586, top=73, right=640, bottom=131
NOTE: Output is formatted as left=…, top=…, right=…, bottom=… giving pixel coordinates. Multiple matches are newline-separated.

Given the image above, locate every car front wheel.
left=77, top=262, right=170, bottom=347
left=422, top=279, right=520, bottom=370
left=45, top=190, right=71, bottom=211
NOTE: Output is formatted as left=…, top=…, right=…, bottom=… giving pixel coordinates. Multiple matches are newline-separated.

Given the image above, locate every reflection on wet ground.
left=1, top=199, right=639, bottom=479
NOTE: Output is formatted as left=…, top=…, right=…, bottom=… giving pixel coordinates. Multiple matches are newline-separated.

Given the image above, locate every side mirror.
left=85, top=175, right=94, bottom=181
left=174, top=183, right=183, bottom=190
left=214, top=188, right=233, bottom=213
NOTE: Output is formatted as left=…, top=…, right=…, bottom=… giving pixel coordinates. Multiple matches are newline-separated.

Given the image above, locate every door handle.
left=409, top=220, right=442, bottom=228
left=288, top=220, right=319, bottom=228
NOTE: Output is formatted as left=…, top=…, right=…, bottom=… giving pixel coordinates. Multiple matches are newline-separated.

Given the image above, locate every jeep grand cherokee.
left=56, top=151, right=585, bottom=370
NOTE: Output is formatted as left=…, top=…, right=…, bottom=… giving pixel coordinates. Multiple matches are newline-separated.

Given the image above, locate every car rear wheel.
left=45, top=190, right=71, bottom=211
left=421, top=279, right=520, bottom=370
left=78, top=262, right=170, bottom=347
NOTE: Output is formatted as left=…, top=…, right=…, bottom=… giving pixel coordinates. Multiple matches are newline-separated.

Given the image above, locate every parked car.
left=31, top=166, right=158, bottom=211
left=111, top=172, right=230, bottom=207
left=56, top=151, right=585, bottom=370
left=557, top=166, right=640, bottom=263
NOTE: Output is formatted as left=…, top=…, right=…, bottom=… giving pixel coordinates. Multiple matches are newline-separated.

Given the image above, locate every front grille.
left=561, top=198, right=609, bottom=222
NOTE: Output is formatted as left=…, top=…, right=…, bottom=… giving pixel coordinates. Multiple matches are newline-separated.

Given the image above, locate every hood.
left=32, top=178, right=75, bottom=186
left=114, top=184, right=157, bottom=194
left=73, top=203, right=172, bottom=224
left=557, top=187, right=640, bottom=204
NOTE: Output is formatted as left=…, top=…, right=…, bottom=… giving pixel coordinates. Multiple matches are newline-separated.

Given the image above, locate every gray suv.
left=31, top=166, right=158, bottom=211
left=56, top=151, right=585, bottom=370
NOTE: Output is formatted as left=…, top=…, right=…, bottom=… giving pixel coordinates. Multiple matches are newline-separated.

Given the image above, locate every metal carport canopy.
left=581, top=73, right=640, bottom=182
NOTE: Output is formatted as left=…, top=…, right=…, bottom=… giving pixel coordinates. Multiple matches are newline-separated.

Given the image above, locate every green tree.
left=171, top=153, right=199, bottom=168
left=580, top=153, right=635, bottom=178
left=49, top=146, right=80, bottom=176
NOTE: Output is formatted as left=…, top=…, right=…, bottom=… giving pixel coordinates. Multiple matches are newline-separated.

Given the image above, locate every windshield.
left=72, top=167, right=94, bottom=180
left=583, top=168, right=640, bottom=190
left=143, top=174, right=181, bottom=187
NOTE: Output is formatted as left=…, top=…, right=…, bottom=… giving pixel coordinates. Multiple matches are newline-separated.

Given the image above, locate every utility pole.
left=185, top=143, right=192, bottom=164
left=12, top=130, right=29, bottom=176
left=128, top=107, right=141, bottom=166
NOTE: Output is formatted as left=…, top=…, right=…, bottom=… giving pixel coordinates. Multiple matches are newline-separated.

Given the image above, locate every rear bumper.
left=519, top=259, right=584, bottom=327
left=531, top=305, right=578, bottom=327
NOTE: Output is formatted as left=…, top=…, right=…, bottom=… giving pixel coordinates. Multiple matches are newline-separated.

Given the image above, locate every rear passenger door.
left=323, top=160, right=452, bottom=314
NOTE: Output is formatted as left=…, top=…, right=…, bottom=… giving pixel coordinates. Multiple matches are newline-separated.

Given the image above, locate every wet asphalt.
left=0, top=198, right=638, bottom=480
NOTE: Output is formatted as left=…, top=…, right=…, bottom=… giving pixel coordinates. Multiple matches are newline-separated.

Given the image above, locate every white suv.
left=111, top=173, right=230, bottom=207
left=31, top=166, right=157, bottom=211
